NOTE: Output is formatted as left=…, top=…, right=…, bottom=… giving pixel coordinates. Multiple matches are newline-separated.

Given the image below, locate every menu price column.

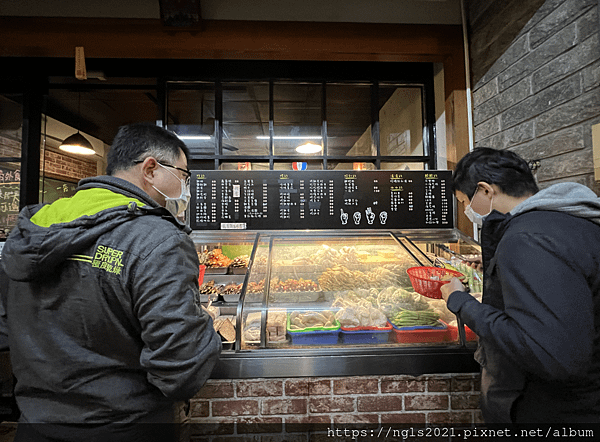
left=193, top=174, right=218, bottom=225
left=424, top=173, right=450, bottom=226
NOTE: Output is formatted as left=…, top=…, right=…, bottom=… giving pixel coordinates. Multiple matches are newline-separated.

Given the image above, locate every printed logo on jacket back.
left=92, top=245, right=125, bottom=274
left=68, top=245, right=126, bottom=275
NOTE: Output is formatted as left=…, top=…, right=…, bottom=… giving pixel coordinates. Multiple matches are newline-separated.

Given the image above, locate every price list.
left=423, top=173, right=450, bottom=226
left=190, top=170, right=453, bottom=230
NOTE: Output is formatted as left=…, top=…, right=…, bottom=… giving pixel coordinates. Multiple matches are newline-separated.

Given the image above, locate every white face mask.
left=153, top=163, right=191, bottom=217
left=464, top=188, right=493, bottom=227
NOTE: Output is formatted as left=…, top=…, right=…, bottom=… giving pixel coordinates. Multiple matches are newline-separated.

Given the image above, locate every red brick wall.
left=42, top=149, right=98, bottom=181
left=189, top=374, right=482, bottom=438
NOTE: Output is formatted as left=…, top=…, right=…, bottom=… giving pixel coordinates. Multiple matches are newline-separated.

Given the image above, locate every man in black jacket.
left=441, top=147, right=600, bottom=424
left=0, top=123, right=221, bottom=441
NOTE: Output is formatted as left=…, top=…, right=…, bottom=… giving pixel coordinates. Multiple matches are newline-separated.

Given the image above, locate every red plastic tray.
left=447, top=323, right=478, bottom=341
left=391, top=320, right=451, bottom=344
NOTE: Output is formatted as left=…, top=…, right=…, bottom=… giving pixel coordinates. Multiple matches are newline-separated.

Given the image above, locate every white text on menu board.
left=344, top=174, right=358, bottom=206
left=193, top=174, right=217, bottom=224
left=242, top=179, right=266, bottom=219
left=424, top=173, right=448, bottom=225
left=279, top=174, right=295, bottom=219
left=389, top=173, right=414, bottom=212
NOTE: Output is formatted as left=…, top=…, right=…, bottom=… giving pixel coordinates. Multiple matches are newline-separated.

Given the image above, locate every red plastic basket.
left=406, top=266, right=464, bottom=299
left=198, top=265, right=206, bottom=286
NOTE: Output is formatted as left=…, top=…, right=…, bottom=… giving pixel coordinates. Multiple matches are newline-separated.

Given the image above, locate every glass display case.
left=190, top=229, right=482, bottom=378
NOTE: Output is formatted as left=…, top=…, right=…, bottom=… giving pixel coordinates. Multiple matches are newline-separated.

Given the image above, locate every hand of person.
left=440, top=277, right=466, bottom=302
left=463, top=255, right=483, bottom=272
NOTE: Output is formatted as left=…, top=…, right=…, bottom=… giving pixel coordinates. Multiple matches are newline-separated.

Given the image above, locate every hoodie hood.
left=1, top=176, right=186, bottom=282
left=510, top=182, right=600, bottom=226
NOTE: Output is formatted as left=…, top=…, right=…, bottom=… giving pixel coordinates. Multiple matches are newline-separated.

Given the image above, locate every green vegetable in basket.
left=391, top=308, right=440, bottom=327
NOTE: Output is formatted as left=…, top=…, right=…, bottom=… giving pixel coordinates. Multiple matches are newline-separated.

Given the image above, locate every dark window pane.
left=222, top=82, right=270, bottom=156
left=379, top=85, right=424, bottom=157
left=326, top=83, right=373, bottom=157
left=273, top=83, right=322, bottom=157
left=167, top=83, right=216, bottom=156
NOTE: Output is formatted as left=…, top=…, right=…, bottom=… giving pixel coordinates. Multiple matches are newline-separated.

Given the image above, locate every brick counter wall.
left=188, top=374, right=482, bottom=439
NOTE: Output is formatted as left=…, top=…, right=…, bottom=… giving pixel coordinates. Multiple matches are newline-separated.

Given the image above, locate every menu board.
left=190, top=170, right=453, bottom=230
left=0, top=167, right=20, bottom=236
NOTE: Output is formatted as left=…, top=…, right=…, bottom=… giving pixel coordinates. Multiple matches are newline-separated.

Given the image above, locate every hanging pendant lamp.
left=59, top=91, right=95, bottom=155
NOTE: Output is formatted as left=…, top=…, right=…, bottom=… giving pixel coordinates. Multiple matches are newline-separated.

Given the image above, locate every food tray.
left=391, top=320, right=450, bottom=344
left=287, top=315, right=340, bottom=345
left=205, top=267, right=229, bottom=275
left=221, top=294, right=241, bottom=303
left=286, top=315, right=340, bottom=332
left=447, top=324, right=478, bottom=341
left=287, top=329, right=340, bottom=345
left=340, top=322, right=392, bottom=344
left=229, top=266, right=248, bottom=275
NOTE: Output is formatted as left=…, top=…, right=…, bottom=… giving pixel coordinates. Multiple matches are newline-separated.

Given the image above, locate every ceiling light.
left=295, top=142, right=322, bottom=154
left=257, top=136, right=322, bottom=140
left=59, top=132, right=96, bottom=155
left=58, top=91, right=96, bottom=155
left=177, top=135, right=212, bottom=140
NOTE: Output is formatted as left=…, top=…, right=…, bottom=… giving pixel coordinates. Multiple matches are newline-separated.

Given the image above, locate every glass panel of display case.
left=272, top=82, right=322, bottom=157
left=378, top=85, right=424, bottom=157
left=238, top=232, right=469, bottom=349
left=222, top=82, right=270, bottom=156
left=241, top=237, right=271, bottom=349
left=192, top=234, right=255, bottom=305
left=326, top=83, right=373, bottom=157
left=402, top=231, right=482, bottom=344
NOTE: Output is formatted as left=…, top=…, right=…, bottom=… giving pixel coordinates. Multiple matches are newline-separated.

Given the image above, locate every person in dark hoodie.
left=441, top=147, right=600, bottom=424
left=0, top=123, right=221, bottom=441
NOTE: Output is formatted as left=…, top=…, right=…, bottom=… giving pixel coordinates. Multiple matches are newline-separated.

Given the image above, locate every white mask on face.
left=153, top=163, right=191, bottom=217
left=464, top=188, right=493, bottom=227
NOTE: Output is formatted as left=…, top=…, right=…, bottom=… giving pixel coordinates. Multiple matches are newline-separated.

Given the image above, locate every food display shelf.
left=190, top=229, right=482, bottom=379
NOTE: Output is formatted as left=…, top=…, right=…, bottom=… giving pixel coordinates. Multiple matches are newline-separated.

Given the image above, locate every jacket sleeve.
left=131, top=231, right=221, bottom=400
left=447, top=231, right=594, bottom=381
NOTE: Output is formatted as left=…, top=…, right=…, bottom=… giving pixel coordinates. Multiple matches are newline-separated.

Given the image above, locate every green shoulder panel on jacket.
left=30, top=188, right=146, bottom=227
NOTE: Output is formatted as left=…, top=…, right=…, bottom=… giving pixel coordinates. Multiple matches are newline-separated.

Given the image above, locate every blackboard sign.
left=190, top=170, right=453, bottom=230
left=0, top=167, right=20, bottom=236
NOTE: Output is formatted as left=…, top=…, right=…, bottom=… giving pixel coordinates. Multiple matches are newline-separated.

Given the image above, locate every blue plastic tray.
left=340, top=327, right=391, bottom=344
left=288, top=328, right=340, bottom=345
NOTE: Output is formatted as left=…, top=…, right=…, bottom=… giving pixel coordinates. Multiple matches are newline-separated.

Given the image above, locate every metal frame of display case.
left=191, top=229, right=481, bottom=379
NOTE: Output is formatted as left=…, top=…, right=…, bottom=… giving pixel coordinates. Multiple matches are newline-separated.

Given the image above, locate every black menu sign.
left=190, top=170, right=453, bottom=230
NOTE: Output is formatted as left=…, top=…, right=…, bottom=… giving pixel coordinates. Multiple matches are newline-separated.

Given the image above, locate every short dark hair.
left=106, top=123, right=190, bottom=175
left=452, top=147, right=539, bottom=199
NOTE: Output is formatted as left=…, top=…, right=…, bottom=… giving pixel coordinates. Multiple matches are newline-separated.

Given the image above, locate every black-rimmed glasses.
left=133, top=159, right=191, bottom=185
